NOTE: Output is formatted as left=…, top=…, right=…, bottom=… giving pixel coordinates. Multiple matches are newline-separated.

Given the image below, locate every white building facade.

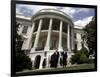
left=16, top=9, right=84, bottom=69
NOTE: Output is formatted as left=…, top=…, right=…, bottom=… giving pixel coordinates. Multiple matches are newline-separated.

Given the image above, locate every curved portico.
left=20, top=9, right=74, bottom=69
left=26, top=10, right=73, bottom=50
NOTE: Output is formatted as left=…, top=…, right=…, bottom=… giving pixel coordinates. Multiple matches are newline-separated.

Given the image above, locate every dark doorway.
left=34, top=55, right=41, bottom=69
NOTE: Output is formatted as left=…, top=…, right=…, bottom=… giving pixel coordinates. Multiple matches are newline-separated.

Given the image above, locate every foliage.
left=83, top=17, right=96, bottom=55
left=16, top=22, right=32, bottom=72
left=88, top=59, right=94, bottom=63
left=16, top=50, right=32, bottom=72
left=71, top=47, right=89, bottom=64
left=71, top=50, right=80, bottom=64
left=78, top=53, right=88, bottom=64
left=72, top=48, right=78, bottom=53
left=80, top=47, right=89, bottom=57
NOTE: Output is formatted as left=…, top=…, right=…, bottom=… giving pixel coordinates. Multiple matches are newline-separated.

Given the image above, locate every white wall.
left=76, top=32, right=82, bottom=50
left=0, top=0, right=99, bottom=77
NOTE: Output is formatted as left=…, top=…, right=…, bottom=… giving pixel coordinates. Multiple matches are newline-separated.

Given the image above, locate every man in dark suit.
left=50, top=49, right=59, bottom=68
left=54, top=49, right=59, bottom=68
left=50, top=53, right=55, bottom=67
left=62, top=51, right=67, bottom=67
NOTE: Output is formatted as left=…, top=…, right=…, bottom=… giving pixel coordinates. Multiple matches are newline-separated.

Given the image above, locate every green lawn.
left=16, top=63, right=95, bottom=76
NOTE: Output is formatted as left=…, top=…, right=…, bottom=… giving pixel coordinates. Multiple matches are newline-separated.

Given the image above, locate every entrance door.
left=34, top=55, right=41, bottom=69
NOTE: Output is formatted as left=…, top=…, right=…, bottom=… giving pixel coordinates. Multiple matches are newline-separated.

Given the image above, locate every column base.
left=44, top=47, right=49, bottom=52
left=39, top=57, right=44, bottom=69
left=58, top=47, right=63, bottom=52
left=58, top=48, right=63, bottom=68
left=67, top=51, right=73, bottom=66
left=30, top=48, right=36, bottom=53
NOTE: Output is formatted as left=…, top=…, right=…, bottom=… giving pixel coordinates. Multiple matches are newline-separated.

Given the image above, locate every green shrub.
left=71, top=52, right=80, bottom=64
left=16, top=50, right=32, bottom=72
left=16, top=22, right=32, bottom=72
left=80, top=47, right=89, bottom=57
left=71, top=47, right=89, bottom=64
left=87, top=59, right=94, bottom=63
left=78, top=53, right=88, bottom=64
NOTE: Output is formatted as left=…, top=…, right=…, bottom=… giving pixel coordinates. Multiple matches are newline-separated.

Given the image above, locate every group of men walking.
left=50, top=49, right=68, bottom=68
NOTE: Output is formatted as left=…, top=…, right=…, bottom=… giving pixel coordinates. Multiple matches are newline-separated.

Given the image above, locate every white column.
left=22, top=23, right=35, bottom=50
left=67, top=24, right=70, bottom=52
left=44, top=18, right=53, bottom=68
left=58, top=20, right=63, bottom=51
left=39, top=57, right=44, bottom=69
left=57, top=20, right=63, bottom=67
left=31, top=19, right=43, bottom=53
left=71, top=28, right=74, bottom=50
left=67, top=24, right=71, bottom=65
left=44, top=18, right=53, bottom=51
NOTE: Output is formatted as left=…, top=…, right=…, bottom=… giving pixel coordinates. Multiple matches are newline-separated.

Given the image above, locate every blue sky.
left=16, top=4, right=95, bottom=27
